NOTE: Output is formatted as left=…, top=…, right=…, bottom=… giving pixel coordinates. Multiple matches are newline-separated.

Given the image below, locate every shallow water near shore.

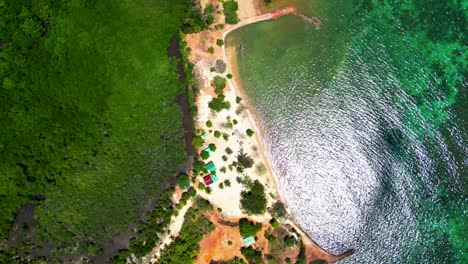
left=227, top=1, right=467, bottom=262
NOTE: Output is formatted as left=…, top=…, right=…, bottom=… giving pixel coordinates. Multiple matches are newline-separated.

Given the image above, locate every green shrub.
left=225, top=147, right=233, bottom=154
left=193, top=160, right=206, bottom=174
left=272, top=202, right=287, bottom=218
left=187, top=187, right=197, bottom=197
left=214, top=130, right=222, bottom=138
left=177, top=173, right=190, bottom=189
left=236, top=96, right=242, bottom=103
left=239, top=218, right=262, bottom=237
left=237, top=151, right=254, bottom=168
left=240, top=247, right=262, bottom=264
left=220, top=166, right=227, bottom=173
left=195, top=197, right=213, bottom=211
left=209, top=95, right=231, bottom=112
left=208, top=46, right=215, bottom=53
left=206, top=187, right=212, bottom=194
left=223, top=0, right=240, bottom=24
left=209, top=143, right=217, bottom=151
left=246, top=129, right=254, bottom=137
left=192, top=136, right=205, bottom=149
left=200, top=150, right=210, bottom=160
left=266, top=233, right=277, bottom=245
left=284, top=236, right=296, bottom=247
left=206, top=120, right=213, bottom=127
left=223, top=133, right=230, bottom=141
left=270, top=218, right=280, bottom=228
left=233, top=119, right=238, bottom=125
left=224, top=180, right=231, bottom=187
left=216, top=38, right=224, bottom=46
left=213, top=76, right=227, bottom=94
left=240, top=180, right=267, bottom=215
left=198, top=183, right=206, bottom=191
left=226, top=73, right=233, bottom=79
left=219, top=183, right=225, bottom=189
left=215, top=24, right=225, bottom=30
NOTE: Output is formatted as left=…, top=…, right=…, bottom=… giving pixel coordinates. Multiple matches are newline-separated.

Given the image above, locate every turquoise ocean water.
left=227, top=1, right=467, bottom=262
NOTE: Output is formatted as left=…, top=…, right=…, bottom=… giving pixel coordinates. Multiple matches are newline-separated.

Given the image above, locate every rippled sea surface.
left=227, top=1, right=467, bottom=262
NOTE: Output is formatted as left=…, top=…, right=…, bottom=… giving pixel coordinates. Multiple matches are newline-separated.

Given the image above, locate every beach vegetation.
left=178, top=174, right=190, bottom=189
left=216, top=60, right=227, bottom=73
left=206, top=187, right=212, bottom=194
left=203, top=4, right=215, bottom=25
left=209, top=95, right=231, bottom=112
left=206, top=120, right=213, bottom=128
left=156, top=202, right=215, bottom=263
left=240, top=247, right=263, bottom=264
left=221, top=167, right=227, bottom=173
left=270, top=218, right=280, bottom=228
left=214, top=131, right=222, bottom=138
left=223, top=257, right=246, bottom=264
left=224, top=180, right=231, bottom=187
left=246, top=129, right=255, bottom=137
left=237, top=151, right=255, bottom=168
left=284, top=236, right=297, bottom=247
left=239, top=218, right=263, bottom=237
left=192, top=136, right=205, bottom=149
left=198, top=183, right=206, bottom=192
left=223, top=0, right=240, bottom=24
left=193, top=160, right=206, bottom=174
left=195, top=197, right=213, bottom=212
left=217, top=38, right=225, bottom=46
left=222, top=155, right=229, bottom=162
left=208, top=143, right=217, bottom=152
left=297, top=242, right=307, bottom=264
left=219, top=183, right=225, bottom=189
left=223, top=133, right=230, bottom=141
left=236, top=96, right=243, bottom=103
left=241, top=180, right=267, bottom=215
left=233, top=119, right=238, bottom=125
left=236, top=104, right=247, bottom=115
left=200, top=150, right=210, bottom=160
left=266, top=233, right=277, bottom=245
left=271, top=202, right=287, bottom=218
left=225, top=147, right=233, bottom=155
left=208, top=46, right=215, bottom=53
left=213, top=76, right=227, bottom=94
left=227, top=73, right=233, bottom=79
left=211, top=66, right=216, bottom=72
left=215, top=24, right=225, bottom=30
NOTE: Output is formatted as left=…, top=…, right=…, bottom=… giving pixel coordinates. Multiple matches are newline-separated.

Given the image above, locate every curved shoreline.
left=183, top=1, right=352, bottom=262
left=223, top=28, right=353, bottom=264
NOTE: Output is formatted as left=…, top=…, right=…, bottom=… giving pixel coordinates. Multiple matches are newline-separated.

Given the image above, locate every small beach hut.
left=211, top=174, right=219, bottom=183
left=204, top=161, right=216, bottom=173
left=203, top=146, right=212, bottom=153
left=203, top=175, right=214, bottom=186
left=242, top=236, right=255, bottom=247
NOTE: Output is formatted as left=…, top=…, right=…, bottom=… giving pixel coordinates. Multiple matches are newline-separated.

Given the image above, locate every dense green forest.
left=0, top=0, right=208, bottom=259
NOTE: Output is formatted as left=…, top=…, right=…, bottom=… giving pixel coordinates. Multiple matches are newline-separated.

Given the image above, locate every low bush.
left=177, top=173, right=190, bottom=189
left=223, top=0, right=240, bottom=24
left=209, top=95, right=231, bottom=112
left=239, top=218, right=262, bottom=237
left=240, top=180, right=267, bottom=215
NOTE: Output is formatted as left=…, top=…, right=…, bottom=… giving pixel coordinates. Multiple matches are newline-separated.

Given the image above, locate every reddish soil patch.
left=196, top=211, right=246, bottom=263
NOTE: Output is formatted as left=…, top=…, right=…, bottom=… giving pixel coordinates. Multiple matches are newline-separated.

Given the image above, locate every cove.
left=226, top=0, right=467, bottom=262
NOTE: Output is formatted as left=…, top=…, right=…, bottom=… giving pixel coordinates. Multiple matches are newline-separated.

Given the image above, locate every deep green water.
left=227, top=1, right=467, bottom=262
